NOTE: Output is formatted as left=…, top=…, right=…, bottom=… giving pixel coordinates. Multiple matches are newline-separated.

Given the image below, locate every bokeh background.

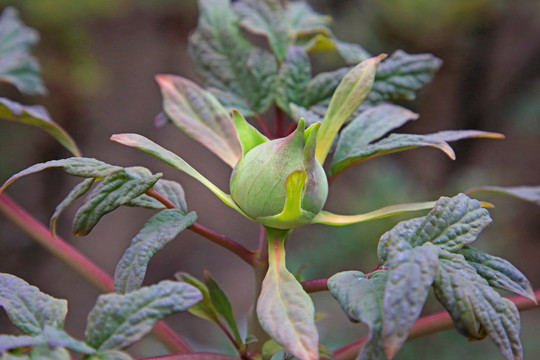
left=1, top=0, right=539, bottom=358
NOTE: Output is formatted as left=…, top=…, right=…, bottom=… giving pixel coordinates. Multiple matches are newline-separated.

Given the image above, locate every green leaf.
left=189, top=0, right=277, bottom=115
left=331, top=104, right=419, bottom=174
left=466, top=186, right=540, bottom=206
left=147, top=179, right=188, bottom=212
left=72, top=169, right=162, bottom=236
left=0, top=273, right=67, bottom=336
left=382, top=240, right=439, bottom=358
left=204, top=271, right=242, bottom=345
left=257, top=229, right=318, bottom=360
left=262, top=340, right=283, bottom=360
left=29, top=345, right=70, bottom=360
left=328, top=270, right=388, bottom=360
left=457, top=246, right=535, bottom=302
left=85, top=280, right=202, bottom=351
left=110, top=133, right=247, bottom=217
left=2, top=353, right=29, bottom=360
left=302, top=67, right=350, bottom=111
left=234, top=0, right=293, bottom=61
left=0, top=98, right=80, bottom=156
left=0, top=7, right=45, bottom=95
left=0, top=334, right=44, bottom=353
left=156, top=75, right=242, bottom=168
left=85, top=350, right=133, bottom=360
left=0, top=327, right=94, bottom=355
left=331, top=130, right=504, bottom=174
left=114, top=210, right=197, bottom=293
left=50, top=178, right=94, bottom=236
left=333, top=40, right=371, bottom=65
left=434, top=251, right=522, bottom=360
left=366, top=50, right=442, bottom=106
left=316, top=55, right=385, bottom=164
left=175, top=272, right=220, bottom=324
left=0, top=157, right=121, bottom=194
left=275, top=47, right=312, bottom=114
left=285, top=2, right=331, bottom=40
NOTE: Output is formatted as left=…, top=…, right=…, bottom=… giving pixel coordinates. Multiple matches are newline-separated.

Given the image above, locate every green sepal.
left=231, top=109, right=268, bottom=157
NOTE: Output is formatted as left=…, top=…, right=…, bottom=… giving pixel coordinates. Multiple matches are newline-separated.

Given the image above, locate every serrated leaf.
left=72, top=169, right=161, bottom=236
left=466, top=186, right=540, bottom=206
left=457, top=246, right=535, bottom=302
left=85, top=350, right=133, bottom=360
left=85, top=280, right=202, bottom=351
left=331, top=130, right=504, bottom=174
left=257, top=230, right=318, bottom=360
left=234, top=0, right=292, bottom=61
left=114, top=210, right=197, bottom=293
left=50, top=178, right=94, bottom=236
left=156, top=75, right=241, bottom=168
left=366, top=50, right=442, bottom=106
left=174, top=272, right=220, bottom=324
left=29, top=345, right=70, bottom=360
left=0, top=157, right=120, bottom=194
left=110, top=133, right=246, bottom=217
left=189, top=0, right=277, bottom=115
left=0, top=273, right=67, bottom=336
left=316, top=55, right=384, bottom=164
left=0, top=7, right=45, bottom=95
left=434, top=251, right=522, bottom=360
left=275, top=47, right=312, bottom=114
left=382, top=241, right=439, bottom=358
left=0, top=98, right=80, bottom=156
left=328, top=270, right=388, bottom=360
left=204, top=271, right=242, bottom=345
left=331, top=104, right=419, bottom=174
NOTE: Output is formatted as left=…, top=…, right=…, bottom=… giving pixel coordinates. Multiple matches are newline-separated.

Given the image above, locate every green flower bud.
left=230, top=119, right=328, bottom=229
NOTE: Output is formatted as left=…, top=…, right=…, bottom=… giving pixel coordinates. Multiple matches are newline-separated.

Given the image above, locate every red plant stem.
left=301, top=278, right=329, bottom=293
left=0, top=193, right=192, bottom=354
left=254, top=115, right=273, bottom=139
left=137, top=353, right=238, bottom=360
left=145, top=189, right=264, bottom=268
left=274, top=106, right=285, bottom=138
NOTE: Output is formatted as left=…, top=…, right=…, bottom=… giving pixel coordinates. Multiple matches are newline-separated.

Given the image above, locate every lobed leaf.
left=434, top=252, right=522, bottom=360
left=189, top=0, right=277, bottom=115
left=85, top=280, right=202, bottom=351
left=331, top=130, right=504, bottom=175
left=50, top=178, right=94, bottom=236
left=0, top=273, right=67, bottom=336
left=458, top=246, right=535, bottom=302
left=365, top=50, right=442, bottom=106
left=382, top=240, right=439, bottom=358
left=0, top=7, right=46, bottom=95
left=114, top=210, right=197, bottom=293
left=466, top=186, right=540, bottom=206
left=72, top=169, right=162, bottom=236
left=275, top=47, right=312, bottom=114
left=0, top=157, right=120, bottom=194
left=257, top=232, right=318, bottom=360
left=234, top=0, right=292, bottom=61
left=328, top=270, right=388, bottom=360
left=156, top=75, right=241, bottom=168
left=0, top=98, right=80, bottom=156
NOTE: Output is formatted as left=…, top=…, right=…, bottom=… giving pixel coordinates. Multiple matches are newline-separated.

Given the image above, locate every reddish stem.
left=254, top=115, right=273, bottom=138
left=137, top=353, right=238, bottom=360
left=274, top=106, right=285, bottom=138
left=301, top=278, right=329, bottom=293
left=0, top=193, right=192, bottom=353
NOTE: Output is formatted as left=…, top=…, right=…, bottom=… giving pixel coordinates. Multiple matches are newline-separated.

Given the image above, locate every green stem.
left=0, top=193, right=192, bottom=353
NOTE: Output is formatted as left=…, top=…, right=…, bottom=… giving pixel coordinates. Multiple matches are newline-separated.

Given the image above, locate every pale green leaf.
left=85, top=280, right=202, bottom=350
left=0, top=327, right=94, bottom=355
left=114, top=210, right=197, bottom=293
left=366, top=50, right=442, bottom=106
left=204, top=271, right=242, bottom=345
left=231, top=110, right=268, bottom=156
left=331, top=104, right=419, bottom=174
left=29, top=345, right=70, bottom=360
left=174, top=272, right=220, bottom=324
left=466, top=186, right=540, bottom=206
left=85, top=350, right=133, bottom=360
left=331, top=130, right=504, bottom=174
left=434, top=252, right=522, bottom=360
left=0, top=98, right=80, bottom=156
left=2, top=352, right=29, bottom=360
left=333, top=40, right=371, bottom=65
left=302, top=67, right=349, bottom=110
left=0, top=334, right=43, bottom=353
left=234, top=0, right=293, bottom=60
left=257, top=231, right=318, bottom=360
left=72, top=169, right=161, bottom=236
left=328, top=270, right=388, bottom=360
left=262, top=340, right=283, bottom=360
left=382, top=241, right=439, bottom=358
left=189, top=0, right=277, bottom=115
left=110, top=133, right=247, bottom=217
left=156, top=75, right=241, bottom=168
left=0, top=157, right=121, bottom=194
left=316, top=55, right=384, bottom=164
left=50, top=178, right=94, bottom=236
left=285, top=2, right=331, bottom=39
left=275, top=46, right=312, bottom=114
left=0, top=7, right=45, bottom=95
left=458, top=246, right=535, bottom=302
left=0, top=273, right=67, bottom=336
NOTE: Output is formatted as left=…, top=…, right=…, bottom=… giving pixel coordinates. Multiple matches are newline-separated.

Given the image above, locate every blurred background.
left=0, top=0, right=539, bottom=358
